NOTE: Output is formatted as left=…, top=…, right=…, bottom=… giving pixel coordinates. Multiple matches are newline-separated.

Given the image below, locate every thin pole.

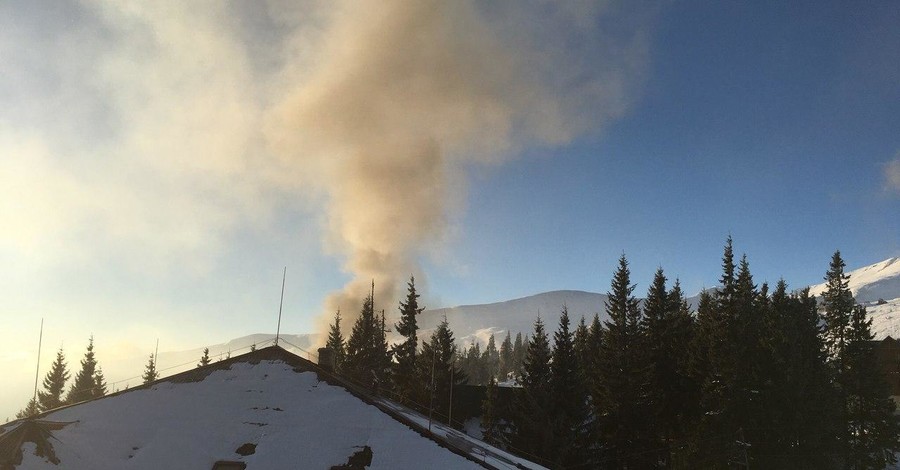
left=276, top=267, right=286, bottom=347
left=448, top=366, right=454, bottom=426
left=428, top=345, right=436, bottom=433
left=154, top=339, right=159, bottom=370
left=32, top=318, right=44, bottom=405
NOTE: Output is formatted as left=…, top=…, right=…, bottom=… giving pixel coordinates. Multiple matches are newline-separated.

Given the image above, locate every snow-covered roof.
left=1, top=346, right=542, bottom=470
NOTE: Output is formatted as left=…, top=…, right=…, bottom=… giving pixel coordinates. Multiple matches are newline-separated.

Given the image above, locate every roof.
left=1, top=346, right=542, bottom=470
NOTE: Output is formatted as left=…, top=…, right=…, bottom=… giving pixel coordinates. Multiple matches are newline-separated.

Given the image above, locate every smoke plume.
left=265, top=0, right=652, bottom=338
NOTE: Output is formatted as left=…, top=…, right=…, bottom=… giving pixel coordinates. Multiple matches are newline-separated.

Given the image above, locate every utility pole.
left=32, top=318, right=44, bottom=407
left=428, top=345, right=436, bottom=433
left=276, top=267, right=286, bottom=347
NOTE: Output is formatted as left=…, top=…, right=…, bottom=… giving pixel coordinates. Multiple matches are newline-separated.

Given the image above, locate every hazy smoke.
left=265, top=0, right=652, bottom=338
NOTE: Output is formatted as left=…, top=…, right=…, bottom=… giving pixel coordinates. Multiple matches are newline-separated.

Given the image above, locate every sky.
left=1, top=0, right=899, bottom=419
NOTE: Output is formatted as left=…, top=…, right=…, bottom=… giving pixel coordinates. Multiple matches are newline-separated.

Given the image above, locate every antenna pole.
left=154, top=338, right=159, bottom=369
left=32, top=318, right=44, bottom=405
left=276, top=267, right=286, bottom=347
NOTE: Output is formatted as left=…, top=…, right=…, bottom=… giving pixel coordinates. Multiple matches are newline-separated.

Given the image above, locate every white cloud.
left=885, top=153, right=900, bottom=194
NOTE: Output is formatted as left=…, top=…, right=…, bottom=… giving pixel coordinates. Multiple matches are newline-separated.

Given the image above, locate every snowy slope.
left=808, top=257, right=900, bottom=303
left=417, top=290, right=610, bottom=347
left=7, top=350, right=529, bottom=470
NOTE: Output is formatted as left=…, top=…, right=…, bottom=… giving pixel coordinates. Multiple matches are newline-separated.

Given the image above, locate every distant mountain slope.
left=417, top=290, right=610, bottom=346
left=809, top=257, right=900, bottom=303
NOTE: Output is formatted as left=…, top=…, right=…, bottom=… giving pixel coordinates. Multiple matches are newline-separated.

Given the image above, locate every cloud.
left=885, top=153, right=900, bottom=194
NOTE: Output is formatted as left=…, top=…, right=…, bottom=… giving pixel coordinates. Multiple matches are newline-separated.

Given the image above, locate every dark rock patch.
left=235, top=442, right=256, bottom=456
left=330, top=445, right=373, bottom=470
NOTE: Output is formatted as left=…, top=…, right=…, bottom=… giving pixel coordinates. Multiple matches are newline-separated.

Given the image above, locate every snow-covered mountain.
left=417, top=290, right=610, bottom=347
left=808, top=257, right=900, bottom=303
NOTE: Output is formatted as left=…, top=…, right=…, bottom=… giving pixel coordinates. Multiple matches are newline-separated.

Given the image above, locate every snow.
left=867, top=297, right=900, bottom=340
left=13, top=358, right=490, bottom=469
left=809, top=257, right=900, bottom=303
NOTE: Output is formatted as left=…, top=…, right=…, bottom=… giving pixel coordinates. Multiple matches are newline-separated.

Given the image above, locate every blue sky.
left=1, top=0, right=899, bottom=418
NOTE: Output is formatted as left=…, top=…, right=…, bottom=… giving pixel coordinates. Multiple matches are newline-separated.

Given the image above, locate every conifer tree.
left=325, top=309, right=346, bottom=372
left=142, top=353, right=158, bottom=384
left=641, top=269, right=696, bottom=465
left=482, top=333, right=500, bottom=380
left=768, top=283, right=837, bottom=466
left=38, top=348, right=69, bottom=411
left=93, top=366, right=107, bottom=398
left=16, top=398, right=40, bottom=419
left=550, top=306, right=589, bottom=467
left=391, top=276, right=422, bottom=402
left=594, top=254, right=650, bottom=468
left=841, top=304, right=900, bottom=468
left=573, top=315, right=589, bottom=376
left=417, top=318, right=466, bottom=425
left=499, top=331, right=513, bottom=380
left=512, top=332, right=525, bottom=378
left=344, top=284, right=387, bottom=386
left=481, top=376, right=501, bottom=447
left=510, top=317, right=553, bottom=462
left=822, top=251, right=854, bottom=369
left=198, top=347, right=211, bottom=368
left=67, top=336, right=100, bottom=404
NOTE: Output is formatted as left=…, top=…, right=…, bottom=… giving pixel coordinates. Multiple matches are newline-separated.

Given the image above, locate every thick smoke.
left=265, top=0, right=651, bottom=338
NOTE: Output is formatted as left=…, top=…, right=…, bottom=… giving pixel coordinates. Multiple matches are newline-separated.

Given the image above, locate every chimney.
left=317, top=347, right=335, bottom=372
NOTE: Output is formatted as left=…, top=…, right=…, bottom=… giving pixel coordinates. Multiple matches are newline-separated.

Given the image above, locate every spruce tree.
left=198, top=347, right=211, bottom=368
left=512, top=332, right=525, bottom=378
left=391, top=276, right=422, bottom=402
left=67, top=336, right=100, bottom=404
left=344, top=284, right=385, bottom=386
left=594, top=254, right=650, bottom=468
left=417, top=318, right=466, bottom=425
left=768, top=283, right=838, bottom=467
left=550, top=306, right=589, bottom=467
left=325, top=309, right=346, bottom=372
left=93, top=366, right=107, bottom=398
left=510, top=317, right=553, bottom=463
left=142, top=353, right=158, bottom=384
left=16, top=398, right=40, bottom=419
left=481, top=376, right=501, bottom=447
left=38, top=348, right=70, bottom=411
left=842, top=304, right=900, bottom=468
left=822, top=251, right=854, bottom=369
left=499, top=331, right=513, bottom=381
left=641, top=269, right=696, bottom=465
left=482, top=333, right=500, bottom=380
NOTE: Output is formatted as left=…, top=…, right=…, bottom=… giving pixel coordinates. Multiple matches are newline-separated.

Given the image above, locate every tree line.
left=325, top=239, right=900, bottom=469
left=15, top=337, right=108, bottom=419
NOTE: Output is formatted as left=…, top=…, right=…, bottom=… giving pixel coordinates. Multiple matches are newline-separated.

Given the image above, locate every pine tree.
left=16, top=398, right=40, bottom=419
left=67, top=336, right=100, bottom=404
left=481, top=376, right=501, bottom=446
left=391, top=276, right=422, bottom=402
left=768, top=283, right=838, bottom=467
left=482, top=333, right=500, bottom=380
left=512, top=332, right=525, bottom=378
left=822, top=251, right=854, bottom=369
left=198, top=347, right=211, bottom=367
left=594, top=254, right=650, bottom=468
left=38, top=348, right=69, bottom=412
left=642, top=269, right=697, bottom=465
left=550, top=306, right=589, bottom=467
left=142, top=353, right=158, bottom=384
left=417, top=317, right=466, bottom=426
left=499, top=331, right=513, bottom=381
left=842, top=304, right=900, bottom=468
left=344, top=284, right=386, bottom=387
left=93, top=366, right=107, bottom=398
left=510, top=317, right=553, bottom=463
left=325, top=310, right=346, bottom=372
